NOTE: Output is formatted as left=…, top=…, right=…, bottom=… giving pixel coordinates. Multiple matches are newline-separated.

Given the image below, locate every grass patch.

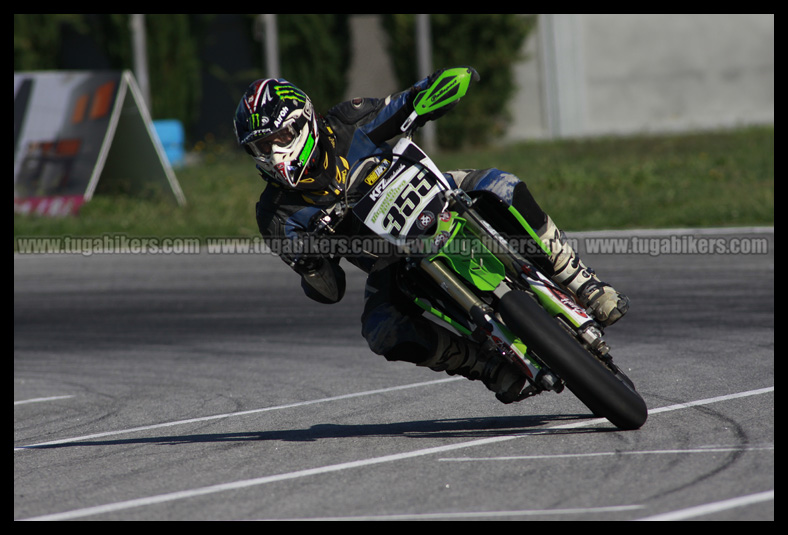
left=14, top=125, right=773, bottom=248
left=433, top=125, right=774, bottom=231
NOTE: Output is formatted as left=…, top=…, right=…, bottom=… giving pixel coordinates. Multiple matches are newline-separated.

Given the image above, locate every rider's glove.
left=299, top=255, right=346, bottom=304
left=290, top=234, right=324, bottom=274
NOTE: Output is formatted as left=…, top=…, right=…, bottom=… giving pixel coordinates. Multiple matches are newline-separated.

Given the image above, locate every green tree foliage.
left=14, top=14, right=203, bottom=134
left=276, top=14, right=351, bottom=113
left=230, top=15, right=351, bottom=119
left=90, top=15, right=203, bottom=132
left=382, top=14, right=535, bottom=148
left=14, top=14, right=85, bottom=69
left=144, top=15, right=202, bottom=130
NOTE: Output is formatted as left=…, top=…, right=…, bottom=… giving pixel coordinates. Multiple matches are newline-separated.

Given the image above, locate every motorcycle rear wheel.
left=497, top=290, right=648, bottom=430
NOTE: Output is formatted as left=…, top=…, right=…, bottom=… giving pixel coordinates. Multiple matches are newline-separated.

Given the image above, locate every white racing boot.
left=538, top=216, right=629, bottom=327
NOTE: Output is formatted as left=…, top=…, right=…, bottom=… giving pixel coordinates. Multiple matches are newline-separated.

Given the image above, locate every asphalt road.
left=14, top=227, right=774, bottom=521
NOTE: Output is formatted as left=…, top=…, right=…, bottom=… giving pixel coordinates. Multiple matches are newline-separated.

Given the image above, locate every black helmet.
left=234, top=79, right=320, bottom=189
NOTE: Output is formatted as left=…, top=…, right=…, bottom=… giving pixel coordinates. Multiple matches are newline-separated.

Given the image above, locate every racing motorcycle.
left=312, top=67, right=648, bottom=430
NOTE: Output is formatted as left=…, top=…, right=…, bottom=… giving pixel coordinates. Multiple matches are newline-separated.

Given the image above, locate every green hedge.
left=381, top=14, right=536, bottom=149
left=275, top=15, right=351, bottom=113
left=13, top=14, right=352, bottom=142
left=14, top=14, right=203, bottom=133
left=14, top=14, right=532, bottom=148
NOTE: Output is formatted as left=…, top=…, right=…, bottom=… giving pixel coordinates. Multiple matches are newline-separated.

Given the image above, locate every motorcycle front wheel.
left=497, top=290, right=648, bottom=430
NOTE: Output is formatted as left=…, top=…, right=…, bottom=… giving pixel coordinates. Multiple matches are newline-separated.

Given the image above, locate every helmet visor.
left=246, top=123, right=297, bottom=158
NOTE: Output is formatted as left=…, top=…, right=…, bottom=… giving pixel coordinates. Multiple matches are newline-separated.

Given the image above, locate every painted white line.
left=14, top=378, right=461, bottom=451
left=14, top=395, right=75, bottom=406
left=17, top=386, right=773, bottom=522
left=646, top=386, right=774, bottom=416
left=635, top=490, right=774, bottom=521
left=17, top=418, right=616, bottom=521
left=258, top=504, right=646, bottom=521
left=439, top=444, right=774, bottom=462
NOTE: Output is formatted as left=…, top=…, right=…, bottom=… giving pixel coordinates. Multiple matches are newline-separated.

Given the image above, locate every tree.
left=382, top=14, right=536, bottom=148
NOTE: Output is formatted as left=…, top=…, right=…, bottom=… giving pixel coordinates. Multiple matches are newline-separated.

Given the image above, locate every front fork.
left=416, top=189, right=613, bottom=393
left=418, top=258, right=561, bottom=393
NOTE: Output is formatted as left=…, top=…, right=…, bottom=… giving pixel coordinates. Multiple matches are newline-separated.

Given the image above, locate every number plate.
left=353, top=142, right=450, bottom=244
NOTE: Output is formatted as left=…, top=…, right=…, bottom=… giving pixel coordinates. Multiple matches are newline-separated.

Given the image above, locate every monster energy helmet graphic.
left=234, top=79, right=319, bottom=189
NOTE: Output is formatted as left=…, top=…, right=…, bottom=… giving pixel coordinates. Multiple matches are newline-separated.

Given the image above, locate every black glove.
left=290, top=234, right=325, bottom=274
left=300, top=257, right=346, bottom=304
left=290, top=209, right=338, bottom=273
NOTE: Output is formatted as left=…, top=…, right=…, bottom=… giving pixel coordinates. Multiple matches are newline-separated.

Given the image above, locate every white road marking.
left=14, top=395, right=74, bottom=406
left=646, top=386, right=774, bottom=415
left=438, top=444, right=774, bottom=462
left=17, top=385, right=773, bottom=521
left=635, top=490, right=774, bottom=521
left=16, top=417, right=621, bottom=521
left=257, top=504, right=646, bottom=521
left=14, top=378, right=462, bottom=451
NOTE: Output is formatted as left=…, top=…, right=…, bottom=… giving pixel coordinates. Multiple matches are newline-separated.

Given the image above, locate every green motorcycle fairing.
left=428, top=212, right=505, bottom=292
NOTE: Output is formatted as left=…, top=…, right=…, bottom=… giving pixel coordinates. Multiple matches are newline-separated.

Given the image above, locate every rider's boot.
left=419, top=327, right=529, bottom=404
left=537, top=216, right=629, bottom=327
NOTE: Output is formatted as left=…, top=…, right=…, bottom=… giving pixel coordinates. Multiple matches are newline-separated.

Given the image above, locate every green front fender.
left=428, top=215, right=505, bottom=292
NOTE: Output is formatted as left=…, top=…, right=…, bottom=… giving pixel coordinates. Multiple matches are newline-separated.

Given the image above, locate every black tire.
left=497, top=291, right=648, bottom=430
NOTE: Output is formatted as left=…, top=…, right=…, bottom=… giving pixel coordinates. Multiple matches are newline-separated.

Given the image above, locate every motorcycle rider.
left=234, top=69, right=629, bottom=404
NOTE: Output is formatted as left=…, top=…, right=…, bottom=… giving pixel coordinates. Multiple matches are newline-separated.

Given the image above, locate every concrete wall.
left=509, top=14, right=774, bottom=140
